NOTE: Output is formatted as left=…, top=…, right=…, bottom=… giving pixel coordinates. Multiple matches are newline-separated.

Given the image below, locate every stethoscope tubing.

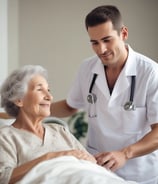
left=89, top=73, right=98, bottom=93
left=129, top=76, right=136, bottom=102
left=87, top=73, right=136, bottom=111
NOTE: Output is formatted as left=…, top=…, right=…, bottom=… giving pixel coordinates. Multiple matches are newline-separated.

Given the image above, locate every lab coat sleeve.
left=67, top=61, right=88, bottom=109
left=146, top=63, right=158, bottom=125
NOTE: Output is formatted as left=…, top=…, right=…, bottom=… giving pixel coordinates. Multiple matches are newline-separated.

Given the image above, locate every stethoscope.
left=87, top=74, right=98, bottom=104
left=87, top=74, right=136, bottom=111
left=124, top=75, right=136, bottom=111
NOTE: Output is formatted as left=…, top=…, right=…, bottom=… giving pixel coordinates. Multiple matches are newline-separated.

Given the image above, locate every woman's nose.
left=45, top=90, right=53, bottom=101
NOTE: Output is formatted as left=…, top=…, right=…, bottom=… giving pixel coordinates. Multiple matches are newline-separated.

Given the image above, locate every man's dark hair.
left=85, top=5, right=123, bottom=33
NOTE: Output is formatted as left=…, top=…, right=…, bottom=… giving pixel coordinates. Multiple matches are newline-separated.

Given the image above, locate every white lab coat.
left=67, top=45, right=158, bottom=183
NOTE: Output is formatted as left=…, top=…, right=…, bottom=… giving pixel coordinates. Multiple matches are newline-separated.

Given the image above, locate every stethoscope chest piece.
left=87, top=93, right=97, bottom=104
left=124, top=101, right=136, bottom=111
left=87, top=73, right=98, bottom=104
left=124, top=75, right=136, bottom=111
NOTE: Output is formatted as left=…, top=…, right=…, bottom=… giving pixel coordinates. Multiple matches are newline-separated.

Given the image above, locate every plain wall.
left=8, top=0, right=158, bottom=101
left=0, top=0, right=8, bottom=84
left=8, top=0, right=19, bottom=73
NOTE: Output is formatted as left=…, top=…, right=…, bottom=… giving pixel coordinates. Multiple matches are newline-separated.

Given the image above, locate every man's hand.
left=95, top=151, right=127, bottom=171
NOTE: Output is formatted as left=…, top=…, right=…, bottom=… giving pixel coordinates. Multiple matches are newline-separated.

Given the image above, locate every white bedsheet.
left=16, top=156, right=137, bottom=184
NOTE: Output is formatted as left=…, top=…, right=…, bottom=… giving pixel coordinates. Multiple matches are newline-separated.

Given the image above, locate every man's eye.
left=92, top=42, right=98, bottom=45
left=103, top=39, right=110, bottom=43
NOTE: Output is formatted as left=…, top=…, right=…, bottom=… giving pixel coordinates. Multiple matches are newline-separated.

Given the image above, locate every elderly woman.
left=0, top=65, right=96, bottom=184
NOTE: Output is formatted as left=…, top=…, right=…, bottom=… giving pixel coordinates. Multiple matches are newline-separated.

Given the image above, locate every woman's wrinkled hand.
left=46, top=150, right=97, bottom=164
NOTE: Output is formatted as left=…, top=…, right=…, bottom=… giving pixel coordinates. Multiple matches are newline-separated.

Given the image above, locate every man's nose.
left=97, top=43, right=107, bottom=54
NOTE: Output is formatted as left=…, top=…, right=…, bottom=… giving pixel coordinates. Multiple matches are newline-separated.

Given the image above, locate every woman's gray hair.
left=0, top=65, right=48, bottom=117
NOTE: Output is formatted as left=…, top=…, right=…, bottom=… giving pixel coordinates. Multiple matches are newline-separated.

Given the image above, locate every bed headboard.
left=0, top=112, right=68, bottom=128
left=0, top=112, right=12, bottom=119
left=0, top=112, right=15, bottom=127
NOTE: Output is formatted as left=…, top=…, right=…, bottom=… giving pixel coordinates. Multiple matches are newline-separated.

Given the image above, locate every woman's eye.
left=37, top=88, right=42, bottom=91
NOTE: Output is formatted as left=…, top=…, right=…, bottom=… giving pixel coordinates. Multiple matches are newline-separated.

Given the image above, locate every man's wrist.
left=121, top=147, right=132, bottom=160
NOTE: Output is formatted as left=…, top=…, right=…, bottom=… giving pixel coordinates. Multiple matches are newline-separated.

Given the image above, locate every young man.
left=51, top=5, right=158, bottom=183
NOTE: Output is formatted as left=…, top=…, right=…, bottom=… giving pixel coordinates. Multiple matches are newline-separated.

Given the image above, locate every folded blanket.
left=16, top=156, right=137, bottom=184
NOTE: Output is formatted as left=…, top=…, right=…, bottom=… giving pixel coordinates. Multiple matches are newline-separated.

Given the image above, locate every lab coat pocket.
left=121, top=106, right=147, bottom=134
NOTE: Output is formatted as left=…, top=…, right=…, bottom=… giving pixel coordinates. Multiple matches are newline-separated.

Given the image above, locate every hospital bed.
left=0, top=111, right=67, bottom=128
left=0, top=112, right=137, bottom=184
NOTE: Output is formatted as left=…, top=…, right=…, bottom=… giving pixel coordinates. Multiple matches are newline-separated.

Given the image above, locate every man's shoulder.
left=83, top=55, right=99, bottom=63
left=80, top=55, right=99, bottom=70
left=128, top=44, right=157, bottom=65
left=135, top=52, right=158, bottom=70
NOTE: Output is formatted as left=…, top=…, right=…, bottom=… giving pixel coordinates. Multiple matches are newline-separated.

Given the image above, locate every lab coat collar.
left=91, top=45, right=137, bottom=76
left=111, top=45, right=137, bottom=103
left=90, top=45, right=137, bottom=103
left=124, top=45, right=137, bottom=77
left=91, top=57, right=110, bottom=98
left=91, top=57, right=104, bottom=75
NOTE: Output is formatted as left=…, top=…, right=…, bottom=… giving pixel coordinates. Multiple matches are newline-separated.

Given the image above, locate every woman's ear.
left=14, top=99, right=23, bottom=107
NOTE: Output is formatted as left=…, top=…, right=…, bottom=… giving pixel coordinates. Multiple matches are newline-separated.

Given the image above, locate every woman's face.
left=18, top=74, right=53, bottom=120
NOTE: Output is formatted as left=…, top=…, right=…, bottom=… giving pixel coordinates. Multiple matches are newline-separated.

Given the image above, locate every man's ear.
left=121, top=26, right=128, bottom=41
left=14, top=99, right=23, bottom=107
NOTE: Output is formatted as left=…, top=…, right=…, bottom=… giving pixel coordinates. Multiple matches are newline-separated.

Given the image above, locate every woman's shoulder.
left=44, top=122, right=68, bottom=132
left=0, top=126, right=16, bottom=142
left=0, top=125, right=12, bottom=133
left=0, top=125, right=28, bottom=140
left=44, top=122, right=72, bottom=138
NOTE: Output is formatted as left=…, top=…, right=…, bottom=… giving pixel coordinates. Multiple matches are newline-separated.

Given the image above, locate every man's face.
left=87, top=21, right=128, bottom=68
